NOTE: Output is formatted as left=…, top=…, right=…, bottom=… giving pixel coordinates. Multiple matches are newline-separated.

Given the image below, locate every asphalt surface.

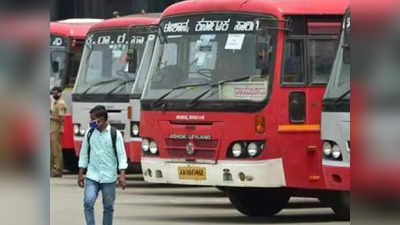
left=51, top=174, right=350, bottom=225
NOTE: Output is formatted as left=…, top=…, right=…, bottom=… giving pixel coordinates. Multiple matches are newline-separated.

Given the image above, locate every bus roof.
left=162, top=0, right=349, bottom=19
left=50, top=19, right=103, bottom=39
left=89, top=13, right=160, bottom=32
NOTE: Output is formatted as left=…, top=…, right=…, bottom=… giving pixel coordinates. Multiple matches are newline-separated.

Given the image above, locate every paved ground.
left=51, top=174, right=350, bottom=225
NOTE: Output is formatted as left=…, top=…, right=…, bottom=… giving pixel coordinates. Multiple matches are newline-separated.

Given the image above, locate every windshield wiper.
left=151, top=82, right=211, bottom=108
left=334, top=89, right=350, bottom=105
left=186, top=75, right=251, bottom=108
left=106, top=79, right=136, bottom=95
left=82, top=79, right=120, bottom=95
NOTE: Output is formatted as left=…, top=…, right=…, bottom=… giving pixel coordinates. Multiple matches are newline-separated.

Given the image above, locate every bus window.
left=65, top=47, right=82, bottom=87
left=189, top=34, right=218, bottom=82
left=282, top=40, right=304, bottom=83
left=161, top=42, right=178, bottom=67
left=151, top=41, right=180, bottom=89
left=85, top=51, right=103, bottom=83
left=309, top=39, right=338, bottom=84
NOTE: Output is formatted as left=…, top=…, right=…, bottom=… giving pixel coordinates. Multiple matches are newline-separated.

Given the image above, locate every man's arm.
left=115, top=131, right=128, bottom=171
left=115, top=131, right=128, bottom=189
left=77, top=131, right=89, bottom=187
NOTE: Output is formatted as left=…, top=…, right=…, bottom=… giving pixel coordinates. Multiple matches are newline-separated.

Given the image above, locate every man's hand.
left=78, top=168, right=85, bottom=188
left=119, top=170, right=127, bottom=190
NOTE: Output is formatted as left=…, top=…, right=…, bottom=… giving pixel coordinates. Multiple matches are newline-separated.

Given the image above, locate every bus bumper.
left=322, top=162, right=350, bottom=191
left=141, top=158, right=286, bottom=188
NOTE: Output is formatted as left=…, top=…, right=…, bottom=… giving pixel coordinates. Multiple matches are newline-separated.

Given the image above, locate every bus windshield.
left=50, top=34, right=68, bottom=89
left=50, top=48, right=68, bottom=89
left=324, top=11, right=350, bottom=101
left=142, top=14, right=277, bottom=105
left=131, top=33, right=158, bottom=97
left=74, top=30, right=147, bottom=95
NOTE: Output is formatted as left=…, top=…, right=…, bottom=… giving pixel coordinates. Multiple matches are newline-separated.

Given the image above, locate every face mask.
left=89, top=120, right=98, bottom=129
left=52, top=94, right=60, bottom=100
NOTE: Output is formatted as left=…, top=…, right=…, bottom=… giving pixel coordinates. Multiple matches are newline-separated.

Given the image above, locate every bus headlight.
left=323, top=141, right=332, bottom=156
left=232, top=143, right=244, bottom=158
left=130, top=122, right=139, bottom=137
left=142, top=139, right=150, bottom=152
left=73, top=124, right=80, bottom=136
left=149, top=141, right=158, bottom=154
left=247, top=142, right=259, bottom=157
left=332, top=145, right=342, bottom=159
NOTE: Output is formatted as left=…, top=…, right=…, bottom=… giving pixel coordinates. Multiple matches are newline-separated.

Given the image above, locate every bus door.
left=278, top=18, right=340, bottom=188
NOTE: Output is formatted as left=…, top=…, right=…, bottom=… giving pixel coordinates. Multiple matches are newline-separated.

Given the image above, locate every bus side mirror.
left=289, top=92, right=305, bottom=123
left=343, top=44, right=350, bottom=64
left=127, top=48, right=138, bottom=73
left=52, top=61, right=59, bottom=73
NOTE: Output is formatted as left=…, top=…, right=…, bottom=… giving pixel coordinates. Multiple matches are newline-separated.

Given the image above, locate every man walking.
left=50, top=86, right=67, bottom=177
left=78, top=105, right=128, bottom=225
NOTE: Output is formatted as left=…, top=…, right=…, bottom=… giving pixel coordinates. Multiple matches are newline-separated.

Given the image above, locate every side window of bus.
left=282, top=39, right=304, bottom=83
left=308, top=39, right=338, bottom=84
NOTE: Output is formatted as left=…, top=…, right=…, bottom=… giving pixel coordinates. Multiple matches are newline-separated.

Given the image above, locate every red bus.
left=139, top=0, right=348, bottom=218
left=50, top=18, right=102, bottom=172
left=71, top=15, right=159, bottom=172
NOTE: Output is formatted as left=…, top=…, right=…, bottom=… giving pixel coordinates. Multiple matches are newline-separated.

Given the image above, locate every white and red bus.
left=139, top=0, right=348, bottom=218
left=320, top=8, right=350, bottom=219
left=71, top=15, right=159, bottom=171
left=50, top=18, right=102, bottom=172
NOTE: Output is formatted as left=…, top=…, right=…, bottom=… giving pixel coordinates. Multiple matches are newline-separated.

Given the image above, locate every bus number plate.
left=178, top=166, right=206, bottom=180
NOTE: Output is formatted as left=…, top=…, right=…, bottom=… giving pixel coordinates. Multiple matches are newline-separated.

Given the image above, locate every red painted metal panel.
left=61, top=114, right=74, bottom=149
left=162, top=0, right=349, bottom=19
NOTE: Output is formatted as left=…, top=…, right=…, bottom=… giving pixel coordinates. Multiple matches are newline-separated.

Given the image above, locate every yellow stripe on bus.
left=278, top=124, right=320, bottom=132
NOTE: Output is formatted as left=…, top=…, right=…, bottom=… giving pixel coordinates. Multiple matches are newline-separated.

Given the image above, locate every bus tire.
left=126, top=162, right=142, bottom=174
left=226, top=188, right=289, bottom=217
left=320, top=191, right=350, bottom=220
left=63, top=149, right=78, bottom=173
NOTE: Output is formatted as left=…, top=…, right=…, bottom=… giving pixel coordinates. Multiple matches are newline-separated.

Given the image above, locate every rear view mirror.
left=127, top=48, right=138, bottom=73
left=52, top=61, right=59, bottom=73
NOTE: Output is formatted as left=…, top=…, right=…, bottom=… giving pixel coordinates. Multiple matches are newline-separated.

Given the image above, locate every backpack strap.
left=110, top=127, right=119, bottom=172
left=86, top=128, right=95, bottom=164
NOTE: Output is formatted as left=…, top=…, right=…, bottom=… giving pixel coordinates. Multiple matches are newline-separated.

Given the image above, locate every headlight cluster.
left=142, top=138, right=158, bottom=155
left=323, top=141, right=343, bottom=160
left=73, top=123, right=86, bottom=137
left=130, top=122, right=140, bottom=137
left=228, top=141, right=265, bottom=158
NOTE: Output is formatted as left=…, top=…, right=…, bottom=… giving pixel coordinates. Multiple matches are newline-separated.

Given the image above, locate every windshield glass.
left=74, top=30, right=147, bottom=94
left=50, top=35, right=68, bottom=89
left=142, top=14, right=277, bottom=104
left=131, top=33, right=157, bottom=96
left=324, top=12, right=350, bottom=100
left=50, top=48, right=67, bottom=89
